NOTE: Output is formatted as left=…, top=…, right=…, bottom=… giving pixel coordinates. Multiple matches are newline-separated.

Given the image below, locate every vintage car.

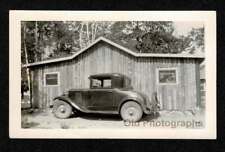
left=52, top=73, right=160, bottom=122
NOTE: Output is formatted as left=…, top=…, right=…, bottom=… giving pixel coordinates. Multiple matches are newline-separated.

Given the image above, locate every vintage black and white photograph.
left=9, top=11, right=216, bottom=138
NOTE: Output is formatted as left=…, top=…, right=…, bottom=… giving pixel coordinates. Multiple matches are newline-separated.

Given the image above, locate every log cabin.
left=23, top=37, right=204, bottom=110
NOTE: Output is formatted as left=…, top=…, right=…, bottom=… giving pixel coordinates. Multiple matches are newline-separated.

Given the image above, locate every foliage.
left=21, top=21, right=204, bottom=64
left=21, top=21, right=114, bottom=64
left=184, top=28, right=204, bottom=54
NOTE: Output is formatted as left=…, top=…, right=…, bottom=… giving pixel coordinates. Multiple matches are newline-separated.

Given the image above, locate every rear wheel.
left=120, top=101, right=143, bottom=122
left=53, top=99, right=72, bottom=119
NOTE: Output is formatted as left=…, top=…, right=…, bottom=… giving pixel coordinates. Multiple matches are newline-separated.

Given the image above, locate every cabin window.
left=157, top=68, right=177, bottom=84
left=44, top=72, right=60, bottom=86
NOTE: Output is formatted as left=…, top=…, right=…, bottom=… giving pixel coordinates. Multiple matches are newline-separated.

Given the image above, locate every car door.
left=87, top=89, right=114, bottom=111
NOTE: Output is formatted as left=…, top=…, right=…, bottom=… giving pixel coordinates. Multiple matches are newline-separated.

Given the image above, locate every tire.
left=120, top=101, right=143, bottom=122
left=53, top=99, right=72, bottom=119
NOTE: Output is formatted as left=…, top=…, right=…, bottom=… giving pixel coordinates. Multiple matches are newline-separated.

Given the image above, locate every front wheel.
left=53, top=99, right=72, bottom=119
left=120, top=101, right=143, bottom=122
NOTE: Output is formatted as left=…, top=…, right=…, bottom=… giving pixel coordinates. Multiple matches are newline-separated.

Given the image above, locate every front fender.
left=53, top=96, right=82, bottom=112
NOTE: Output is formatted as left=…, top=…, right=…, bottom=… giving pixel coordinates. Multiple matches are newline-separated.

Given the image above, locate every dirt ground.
left=21, top=108, right=205, bottom=129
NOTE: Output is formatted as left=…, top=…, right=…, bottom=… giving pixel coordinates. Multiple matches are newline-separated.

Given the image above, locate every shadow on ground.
left=142, top=113, right=160, bottom=121
left=69, top=111, right=159, bottom=122
left=70, top=112, right=122, bottom=121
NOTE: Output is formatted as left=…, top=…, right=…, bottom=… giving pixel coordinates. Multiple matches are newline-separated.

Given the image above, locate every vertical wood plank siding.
left=31, top=42, right=200, bottom=110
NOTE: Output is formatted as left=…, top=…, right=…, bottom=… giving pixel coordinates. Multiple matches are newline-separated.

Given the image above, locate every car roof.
left=89, top=73, right=128, bottom=79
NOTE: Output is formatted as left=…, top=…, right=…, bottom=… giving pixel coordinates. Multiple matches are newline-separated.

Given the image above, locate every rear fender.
left=118, top=97, right=146, bottom=113
left=53, top=96, right=82, bottom=111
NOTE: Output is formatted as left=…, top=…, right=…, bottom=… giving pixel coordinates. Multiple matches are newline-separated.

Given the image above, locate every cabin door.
left=156, top=68, right=178, bottom=110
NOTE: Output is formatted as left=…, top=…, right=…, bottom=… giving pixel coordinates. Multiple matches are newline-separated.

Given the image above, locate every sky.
left=173, top=22, right=204, bottom=36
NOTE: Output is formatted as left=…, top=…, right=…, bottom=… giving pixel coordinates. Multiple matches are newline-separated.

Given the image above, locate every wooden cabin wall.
left=31, top=41, right=200, bottom=110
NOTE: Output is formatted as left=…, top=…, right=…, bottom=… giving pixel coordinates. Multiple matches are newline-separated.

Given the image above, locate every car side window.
left=91, top=78, right=112, bottom=89
left=92, top=79, right=102, bottom=88
left=103, top=79, right=112, bottom=88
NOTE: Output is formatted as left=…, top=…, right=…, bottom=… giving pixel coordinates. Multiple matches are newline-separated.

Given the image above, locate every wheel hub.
left=128, top=108, right=136, bottom=116
left=129, top=111, right=134, bottom=116
left=59, top=105, right=66, bottom=113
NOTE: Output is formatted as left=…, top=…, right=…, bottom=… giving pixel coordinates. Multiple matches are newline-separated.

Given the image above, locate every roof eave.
left=22, top=36, right=205, bottom=68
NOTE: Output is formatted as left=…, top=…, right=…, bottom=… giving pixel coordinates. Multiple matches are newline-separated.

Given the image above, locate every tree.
left=136, top=31, right=182, bottom=53
left=79, top=21, right=113, bottom=48
left=21, top=22, right=30, bottom=93
left=21, top=21, right=40, bottom=63
left=184, top=27, right=204, bottom=54
left=108, top=21, right=178, bottom=53
left=21, top=21, right=204, bottom=65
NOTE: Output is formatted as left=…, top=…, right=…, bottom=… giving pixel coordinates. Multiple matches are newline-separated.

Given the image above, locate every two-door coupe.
left=52, top=73, right=159, bottom=122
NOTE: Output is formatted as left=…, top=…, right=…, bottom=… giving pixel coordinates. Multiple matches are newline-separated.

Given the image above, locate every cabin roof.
left=23, top=36, right=205, bottom=68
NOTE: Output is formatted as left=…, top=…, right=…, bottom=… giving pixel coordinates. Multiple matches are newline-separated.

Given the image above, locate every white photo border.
left=9, top=11, right=216, bottom=139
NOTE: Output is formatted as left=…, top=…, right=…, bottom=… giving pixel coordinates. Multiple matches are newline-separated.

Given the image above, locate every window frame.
left=44, top=72, right=60, bottom=87
left=156, top=67, right=178, bottom=85
left=90, top=78, right=113, bottom=89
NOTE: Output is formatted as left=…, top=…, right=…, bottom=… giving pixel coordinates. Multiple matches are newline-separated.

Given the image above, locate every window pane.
left=92, top=79, right=102, bottom=88
left=158, top=70, right=176, bottom=84
left=103, top=79, right=112, bottom=88
left=45, top=73, right=58, bottom=85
